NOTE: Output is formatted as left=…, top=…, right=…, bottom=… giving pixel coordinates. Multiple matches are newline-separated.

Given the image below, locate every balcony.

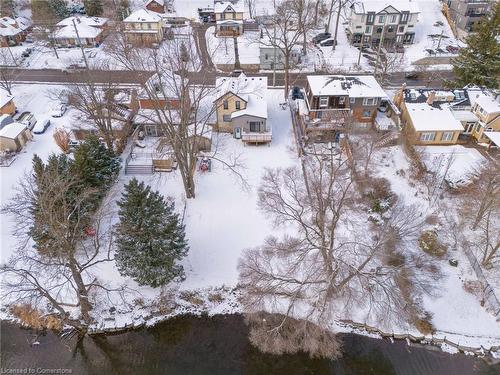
left=241, top=131, right=272, bottom=143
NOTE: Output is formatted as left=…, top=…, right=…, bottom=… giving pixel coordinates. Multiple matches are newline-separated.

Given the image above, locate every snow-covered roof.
left=352, top=0, right=419, bottom=14
left=406, top=103, right=464, bottom=132
left=307, top=75, right=387, bottom=98
left=124, top=9, right=163, bottom=23
left=451, top=110, right=478, bottom=123
left=215, top=73, right=268, bottom=119
left=484, top=132, right=500, bottom=147
left=474, top=94, right=500, bottom=114
left=217, top=19, right=243, bottom=25
left=56, top=16, right=108, bottom=28
left=0, top=122, right=27, bottom=139
left=0, top=16, right=31, bottom=37
left=52, top=23, right=103, bottom=40
left=146, top=0, right=164, bottom=5
left=0, top=92, right=14, bottom=108
left=214, top=1, right=244, bottom=14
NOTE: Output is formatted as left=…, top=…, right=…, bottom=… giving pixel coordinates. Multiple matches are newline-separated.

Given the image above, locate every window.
left=339, top=97, right=345, bottom=105
left=319, top=96, right=328, bottom=108
left=356, top=25, right=362, bottom=29
left=387, top=26, right=394, bottom=32
left=223, top=100, right=228, bottom=110
left=367, top=14, right=374, bottom=23
left=265, top=53, right=269, bottom=60
left=363, top=97, right=376, bottom=106
left=235, top=101, right=241, bottom=110
left=362, top=109, right=371, bottom=117
left=401, top=13, right=409, bottom=22
left=249, top=121, right=260, bottom=132
left=376, top=27, right=383, bottom=33
left=420, top=132, right=436, bottom=141
left=378, top=15, right=385, bottom=23
left=390, top=14, right=397, bottom=23
left=441, top=132, right=454, bottom=141
left=464, top=122, right=475, bottom=133
left=398, top=25, right=405, bottom=33
left=365, top=25, right=371, bottom=33
left=350, top=97, right=356, bottom=104
left=223, top=114, right=231, bottom=122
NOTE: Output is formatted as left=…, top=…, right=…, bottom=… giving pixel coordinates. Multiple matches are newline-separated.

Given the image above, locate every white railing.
left=241, top=132, right=272, bottom=142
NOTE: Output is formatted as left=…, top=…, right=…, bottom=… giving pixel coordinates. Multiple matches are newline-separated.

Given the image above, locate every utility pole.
left=72, top=18, right=89, bottom=69
left=272, top=0, right=277, bottom=87
left=332, top=0, right=342, bottom=51
left=357, top=33, right=364, bottom=66
left=373, top=16, right=387, bottom=77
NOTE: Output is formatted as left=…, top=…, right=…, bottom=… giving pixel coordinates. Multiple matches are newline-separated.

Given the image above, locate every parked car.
left=17, top=112, right=37, bottom=130
left=319, top=38, right=337, bottom=47
left=33, top=117, right=51, bottom=134
left=51, top=104, right=67, bottom=118
left=405, top=72, right=420, bottom=80
left=312, top=32, right=331, bottom=44
left=291, top=86, right=304, bottom=100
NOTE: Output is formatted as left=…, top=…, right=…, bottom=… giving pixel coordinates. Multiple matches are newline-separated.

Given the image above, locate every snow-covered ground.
left=205, top=26, right=260, bottom=66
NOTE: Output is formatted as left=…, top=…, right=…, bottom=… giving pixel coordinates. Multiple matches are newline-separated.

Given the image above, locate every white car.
left=33, top=117, right=51, bottom=134
left=51, top=104, right=67, bottom=118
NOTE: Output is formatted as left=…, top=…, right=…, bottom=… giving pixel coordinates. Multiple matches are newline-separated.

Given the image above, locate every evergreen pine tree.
left=84, top=0, right=103, bottom=16
left=115, top=179, right=188, bottom=288
left=72, top=135, right=120, bottom=200
left=49, top=0, right=69, bottom=19
left=451, top=3, right=500, bottom=89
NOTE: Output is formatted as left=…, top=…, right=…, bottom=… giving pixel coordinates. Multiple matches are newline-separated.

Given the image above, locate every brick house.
left=0, top=16, right=32, bottom=47
left=300, top=75, right=388, bottom=142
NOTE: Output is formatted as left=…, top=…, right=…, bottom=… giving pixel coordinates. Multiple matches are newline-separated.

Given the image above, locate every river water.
left=1, top=314, right=499, bottom=375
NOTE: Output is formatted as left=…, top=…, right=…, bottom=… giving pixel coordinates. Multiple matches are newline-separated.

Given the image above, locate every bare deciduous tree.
left=106, top=33, right=245, bottom=198
left=1, top=159, right=123, bottom=334
left=260, top=0, right=316, bottom=96
left=238, top=151, right=438, bottom=356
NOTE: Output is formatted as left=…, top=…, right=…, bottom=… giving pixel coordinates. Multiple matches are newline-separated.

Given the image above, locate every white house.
left=51, top=16, right=108, bottom=47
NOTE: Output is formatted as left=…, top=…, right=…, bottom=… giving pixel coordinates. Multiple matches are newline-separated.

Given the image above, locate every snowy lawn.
left=419, top=145, right=487, bottom=188
left=205, top=26, right=260, bottom=66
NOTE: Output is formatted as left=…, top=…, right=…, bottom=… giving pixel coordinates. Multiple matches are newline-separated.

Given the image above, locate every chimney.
left=426, top=91, right=436, bottom=105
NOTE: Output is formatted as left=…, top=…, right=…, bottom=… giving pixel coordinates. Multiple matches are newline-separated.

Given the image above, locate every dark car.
left=21, top=48, right=32, bottom=57
left=319, top=38, right=337, bottom=47
left=312, top=32, right=331, bottom=44
left=291, top=86, right=304, bottom=100
left=405, top=72, right=419, bottom=80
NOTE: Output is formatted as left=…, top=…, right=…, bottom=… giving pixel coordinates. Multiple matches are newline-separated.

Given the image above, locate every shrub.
left=365, top=178, right=396, bottom=214
left=9, top=304, right=62, bottom=331
left=418, top=231, right=447, bottom=257
left=413, top=312, right=435, bottom=335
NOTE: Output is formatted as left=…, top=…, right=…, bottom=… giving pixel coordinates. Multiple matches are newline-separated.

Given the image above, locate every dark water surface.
left=1, top=314, right=499, bottom=375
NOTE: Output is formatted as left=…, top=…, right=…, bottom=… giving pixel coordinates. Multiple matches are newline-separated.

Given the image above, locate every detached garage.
left=0, top=122, right=32, bottom=152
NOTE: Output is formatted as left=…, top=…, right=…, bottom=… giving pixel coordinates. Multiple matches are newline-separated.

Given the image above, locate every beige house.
left=123, top=9, right=164, bottom=46
left=214, top=73, right=270, bottom=144
left=470, top=94, right=500, bottom=143
left=0, top=92, right=16, bottom=116
left=0, top=122, right=32, bottom=152
left=214, top=1, right=244, bottom=37
left=401, top=102, right=463, bottom=145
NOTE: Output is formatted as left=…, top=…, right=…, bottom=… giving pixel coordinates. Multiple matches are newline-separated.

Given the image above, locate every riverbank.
left=2, top=315, right=499, bottom=375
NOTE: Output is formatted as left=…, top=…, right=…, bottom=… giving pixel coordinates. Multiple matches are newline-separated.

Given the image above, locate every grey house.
left=346, top=0, right=420, bottom=47
left=260, top=46, right=301, bottom=70
left=446, top=0, right=493, bottom=39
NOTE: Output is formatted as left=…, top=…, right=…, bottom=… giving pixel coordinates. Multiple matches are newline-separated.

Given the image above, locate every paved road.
left=5, top=68, right=152, bottom=85
left=192, top=24, right=216, bottom=72
left=5, top=67, right=454, bottom=89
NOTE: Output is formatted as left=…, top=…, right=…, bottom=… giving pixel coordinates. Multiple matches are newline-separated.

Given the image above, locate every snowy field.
left=205, top=27, right=260, bottom=66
